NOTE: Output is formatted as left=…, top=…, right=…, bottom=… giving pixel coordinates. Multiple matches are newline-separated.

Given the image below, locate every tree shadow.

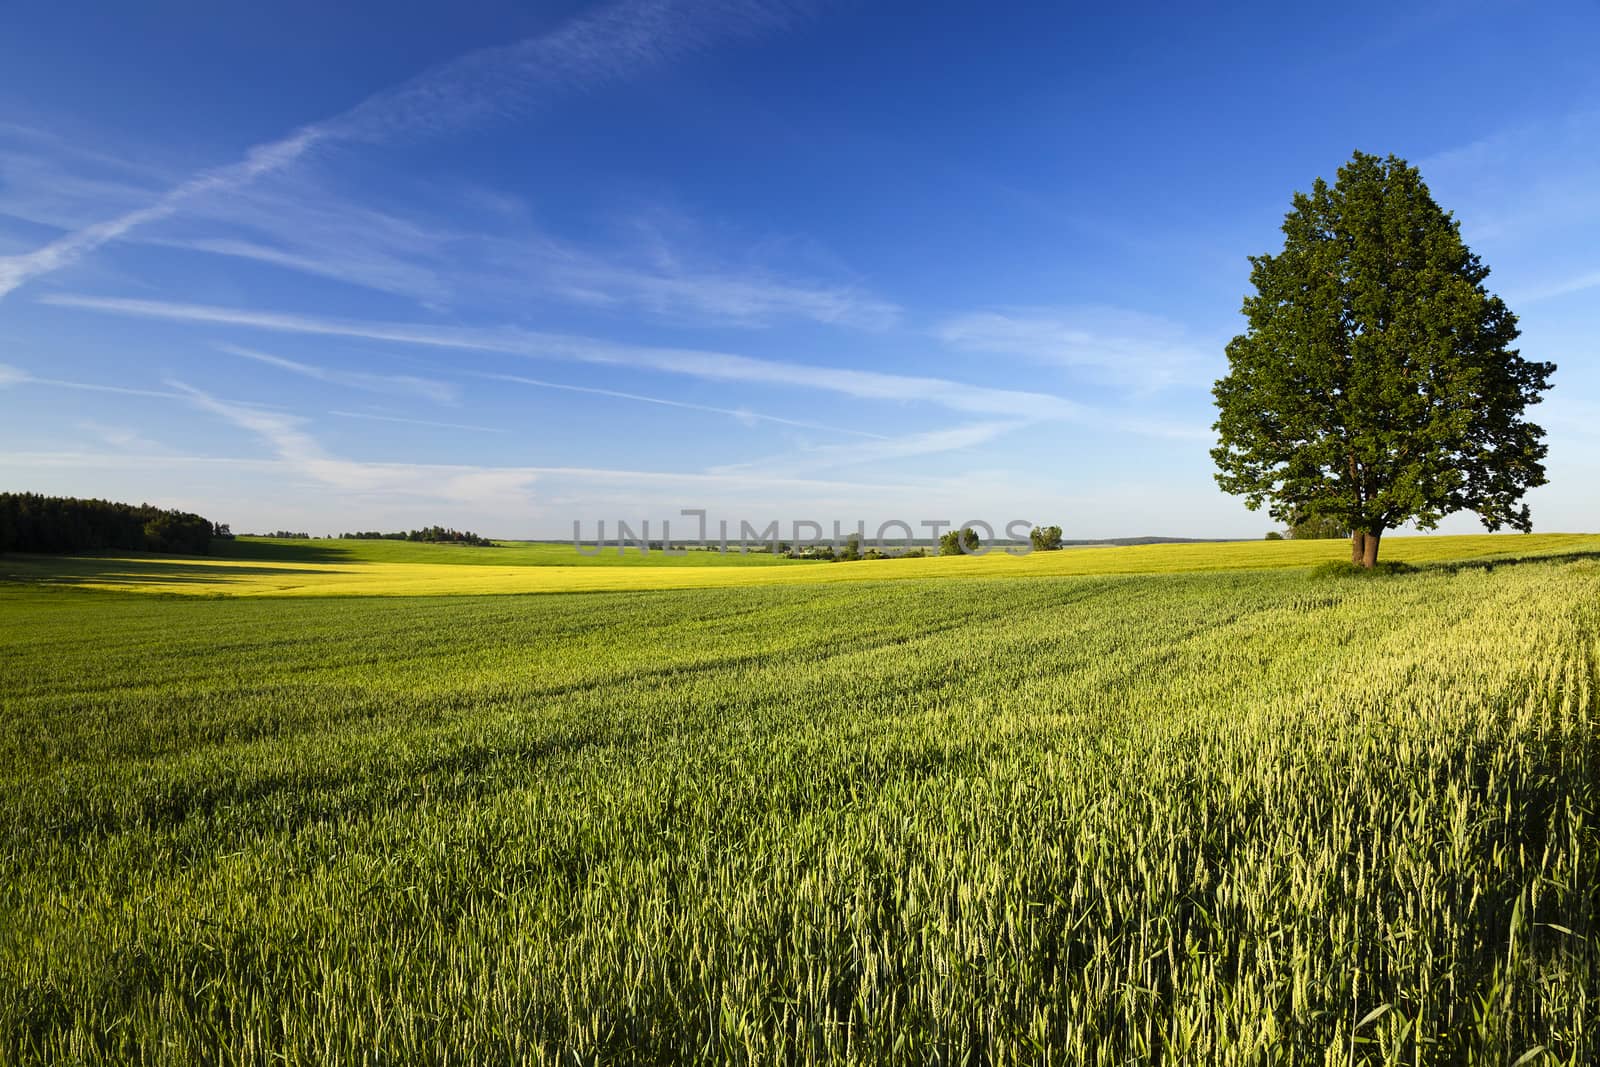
left=209, top=539, right=352, bottom=563
left=0, top=555, right=340, bottom=590
left=1418, top=549, right=1600, bottom=576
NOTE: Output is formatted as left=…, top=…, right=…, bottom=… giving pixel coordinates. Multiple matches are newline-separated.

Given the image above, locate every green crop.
left=2, top=553, right=1596, bottom=1063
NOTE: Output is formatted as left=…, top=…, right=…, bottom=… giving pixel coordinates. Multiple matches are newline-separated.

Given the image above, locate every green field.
left=2, top=537, right=1598, bottom=1063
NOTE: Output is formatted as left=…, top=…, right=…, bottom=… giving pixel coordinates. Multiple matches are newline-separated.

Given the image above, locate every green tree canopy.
left=1212, top=152, right=1554, bottom=566
left=939, top=528, right=981, bottom=556
left=0, top=493, right=216, bottom=556
left=1030, top=525, right=1064, bottom=551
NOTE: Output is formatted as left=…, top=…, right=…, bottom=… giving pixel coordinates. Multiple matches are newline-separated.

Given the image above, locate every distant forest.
left=340, top=527, right=495, bottom=546
left=0, top=493, right=219, bottom=555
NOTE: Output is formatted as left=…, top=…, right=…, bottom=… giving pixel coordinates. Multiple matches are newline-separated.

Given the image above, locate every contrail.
left=0, top=0, right=798, bottom=301
left=0, top=130, right=321, bottom=299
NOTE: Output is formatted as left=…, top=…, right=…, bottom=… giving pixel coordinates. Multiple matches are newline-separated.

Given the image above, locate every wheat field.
left=2, top=538, right=1597, bottom=1063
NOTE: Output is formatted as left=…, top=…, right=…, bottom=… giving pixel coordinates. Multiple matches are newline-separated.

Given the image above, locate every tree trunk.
left=1361, top=527, right=1383, bottom=568
left=1351, top=530, right=1368, bottom=565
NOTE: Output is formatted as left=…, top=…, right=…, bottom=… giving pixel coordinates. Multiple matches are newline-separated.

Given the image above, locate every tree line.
left=775, top=524, right=1063, bottom=561
left=340, top=527, right=495, bottom=546
left=0, top=493, right=218, bottom=555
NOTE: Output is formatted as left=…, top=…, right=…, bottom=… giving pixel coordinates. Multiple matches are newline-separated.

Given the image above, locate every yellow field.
left=5, top=532, right=1598, bottom=596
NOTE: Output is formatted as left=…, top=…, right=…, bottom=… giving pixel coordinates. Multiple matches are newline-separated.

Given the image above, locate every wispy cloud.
left=0, top=446, right=928, bottom=500
left=74, top=419, right=169, bottom=452
left=1, top=364, right=300, bottom=409
left=219, top=343, right=458, bottom=404
left=4, top=96, right=894, bottom=330
left=1535, top=396, right=1600, bottom=444
left=320, top=0, right=797, bottom=143
left=0, top=128, right=170, bottom=235
left=1420, top=110, right=1600, bottom=312
left=47, top=294, right=1091, bottom=422
left=171, top=382, right=324, bottom=460
left=498, top=236, right=900, bottom=329
left=0, top=364, right=183, bottom=400
left=1507, top=269, right=1600, bottom=305
left=708, top=420, right=1026, bottom=477
left=162, top=179, right=894, bottom=327
left=182, top=202, right=896, bottom=327
left=1423, top=109, right=1600, bottom=241
left=0, top=0, right=800, bottom=300
left=170, top=380, right=538, bottom=503
left=328, top=410, right=507, bottom=434
left=0, top=129, right=322, bottom=299
left=476, top=371, right=889, bottom=439
left=935, top=307, right=1218, bottom=389
left=165, top=380, right=915, bottom=512
left=167, top=232, right=452, bottom=307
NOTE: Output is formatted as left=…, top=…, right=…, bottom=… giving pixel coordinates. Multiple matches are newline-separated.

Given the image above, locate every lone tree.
left=1212, top=152, right=1554, bottom=567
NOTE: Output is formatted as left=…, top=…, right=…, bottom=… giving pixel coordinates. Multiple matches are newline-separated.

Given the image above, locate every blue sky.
left=2, top=0, right=1598, bottom=539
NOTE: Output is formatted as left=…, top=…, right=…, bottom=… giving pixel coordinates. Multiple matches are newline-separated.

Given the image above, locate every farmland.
left=4, top=531, right=1599, bottom=597
left=2, top=537, right=1598, bottom=1063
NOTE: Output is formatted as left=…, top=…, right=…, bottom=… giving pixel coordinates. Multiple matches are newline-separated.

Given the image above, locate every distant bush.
left=1030, top=525, right=1064, bottom=550
left=0, top=493, right=216, bottom=555
left=940, top=528, right=980, bottom=555
left=1265, top=531, right=1285, bottom=540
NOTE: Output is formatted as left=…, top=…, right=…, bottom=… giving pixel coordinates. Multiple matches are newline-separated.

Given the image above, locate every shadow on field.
left=1316, top=550, right=1600, bottom=582
left=209, top=539, right=352, bottom=563
left=0, top=555, right=337, bottom=590
left=1421, top=549, right=1600, bottom=576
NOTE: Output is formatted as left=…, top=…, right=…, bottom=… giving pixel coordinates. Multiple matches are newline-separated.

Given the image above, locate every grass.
left=1, top=540, right=1597, bottom=1063
left=4, top=531, right=1599, bottom=597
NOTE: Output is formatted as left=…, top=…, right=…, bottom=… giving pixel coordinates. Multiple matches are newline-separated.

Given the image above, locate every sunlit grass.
left=1, top=554, right=1597, bottom=1062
